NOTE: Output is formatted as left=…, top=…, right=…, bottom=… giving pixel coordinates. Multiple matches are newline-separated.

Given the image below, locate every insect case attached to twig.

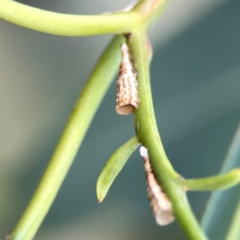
left=115, top=43, right=140, bottom=115
left=140, top=146, right=175, bottom=226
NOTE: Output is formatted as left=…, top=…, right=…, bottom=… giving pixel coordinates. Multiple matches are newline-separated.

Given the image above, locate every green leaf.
left=96, top=136, right=139, bottom=203
left=201, top=124, right=240, bottom=239
left=226, top=199, right=240, bottom=240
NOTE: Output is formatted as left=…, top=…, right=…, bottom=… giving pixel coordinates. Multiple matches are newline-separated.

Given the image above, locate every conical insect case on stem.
left=115, top=43, right=140, bottom=115
left=140, top=146, right=175, bottom=226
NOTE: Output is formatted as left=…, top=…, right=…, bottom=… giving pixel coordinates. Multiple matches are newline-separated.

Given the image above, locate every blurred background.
left=0, top=0, right=240, bottom=239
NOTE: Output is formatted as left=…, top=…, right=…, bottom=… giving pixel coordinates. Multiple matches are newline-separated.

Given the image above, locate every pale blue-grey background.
left=0, top=0, right=240, bottom=239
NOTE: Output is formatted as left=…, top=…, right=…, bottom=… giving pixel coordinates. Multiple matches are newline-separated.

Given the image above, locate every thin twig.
left=7, top=35, right=124, bottom=240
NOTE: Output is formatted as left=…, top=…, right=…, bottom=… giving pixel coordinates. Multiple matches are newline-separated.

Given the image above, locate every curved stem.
left=7, top=35, right=124, bottom=240
left=181, top=169, right=240, bottom=191
left=130, top=31, right=207, bottom=240
left=133, top=0, right=170, bottom=30
left=0, top=0, right=139, bottom=36
left=0, top=0, right=171, bottom=36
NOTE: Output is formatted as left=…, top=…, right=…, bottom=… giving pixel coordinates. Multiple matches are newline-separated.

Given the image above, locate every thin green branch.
left=0, top=0, right=139, bottom=36
left=181, top=169, right=240, bottom=191
left=7, top=35, right=124, bottom=240
left=96, top=136, right=140, bottom=203
left=130, top=31, right=207, bottom=240
left=0, top=0, right=171, bottom=36
left=133, top=0, right=170, bottom=30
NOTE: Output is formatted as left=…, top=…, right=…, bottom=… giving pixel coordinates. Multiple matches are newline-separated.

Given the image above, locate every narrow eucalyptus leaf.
left=226, top=199, right=240, bottom=240
left=201, top=125, right=240, bottom=239
left=96, top=136, right=139, bottom=203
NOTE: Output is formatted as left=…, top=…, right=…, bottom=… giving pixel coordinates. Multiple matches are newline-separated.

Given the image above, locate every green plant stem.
left=133, top=0, right=170, bottom=30
left=7, top=35, right=124, bottom=240
left=0, top=0, right=139, bottom=36
left=0, top=0, right=170, bottom=36
left=130, top=31, right=207, bottom=240
left=226, top=199, right=240, bottom=240
left=181, top=169, right=240, bottom=191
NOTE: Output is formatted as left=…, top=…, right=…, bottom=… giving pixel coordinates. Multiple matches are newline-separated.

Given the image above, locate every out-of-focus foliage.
left=1, top=0, right=240, bottom=239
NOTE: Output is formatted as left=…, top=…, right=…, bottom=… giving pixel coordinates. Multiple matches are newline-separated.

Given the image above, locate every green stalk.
left=130, top=31, right=207, bottom=240
left=0, top=0, right=139, bottom=36
left=7, top=35, right=124, bottom=240
left=133, top=0, right=170, bottom=30
left=181, top=169, right=240, bottom=191
left=0, top=0, right=170, bottom=37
